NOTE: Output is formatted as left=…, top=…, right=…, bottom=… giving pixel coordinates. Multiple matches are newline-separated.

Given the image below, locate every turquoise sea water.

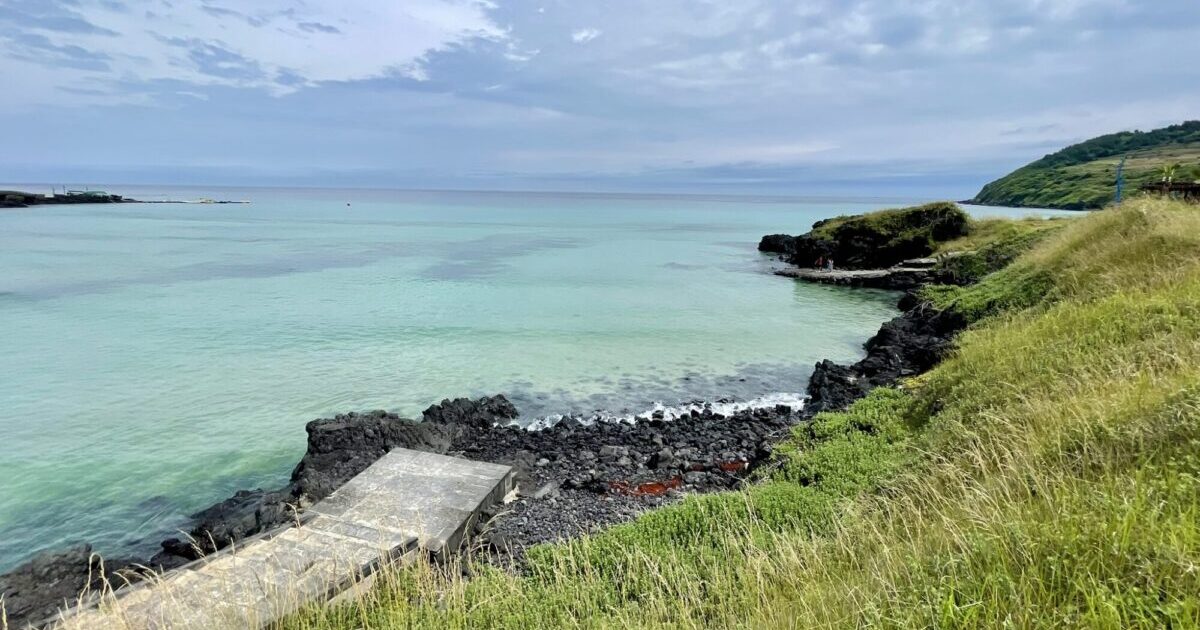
left=0, top=188, right=1075, bottom=570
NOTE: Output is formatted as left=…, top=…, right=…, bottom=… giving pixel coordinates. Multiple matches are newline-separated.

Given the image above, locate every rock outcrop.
left=1, top=190, right=134, bottom=208
left=757, top=234, right=795, bottom=255
left=806, top=290, right=966, bottom=414
left=290, top=410, right=457, bottom=501
left=763, top=202, right=969, bottom=270
left=0, top=545, right=137, bottom=627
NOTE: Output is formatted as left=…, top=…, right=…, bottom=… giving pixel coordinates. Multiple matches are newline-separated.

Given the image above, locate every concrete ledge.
left=52, top=449, right=513, bottom=630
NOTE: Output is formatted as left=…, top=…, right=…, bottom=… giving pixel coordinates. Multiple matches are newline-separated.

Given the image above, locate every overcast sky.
left=3, top=0, right=1199, bottom=195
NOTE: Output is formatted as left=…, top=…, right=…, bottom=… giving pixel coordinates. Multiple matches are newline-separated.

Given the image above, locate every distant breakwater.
left=1, top=189, right=250, bottom=208
left=1, top=190, right=136, bottom=208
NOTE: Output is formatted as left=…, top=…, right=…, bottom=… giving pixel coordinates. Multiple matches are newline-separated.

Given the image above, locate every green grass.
left=277, top=198, right=1200, bottom=630
left=972, top=121, right=1200, bottom=209
left=932, top=216, right=1066, bottom=284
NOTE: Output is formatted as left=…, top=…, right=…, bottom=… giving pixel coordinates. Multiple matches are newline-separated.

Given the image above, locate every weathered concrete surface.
left=773, top=256, right=960, bottom=290
left=308, top=448, right=514, bottom=556
left=51, top=449, right=512, bottom=630
left=774, top=266, right=932, bottom=289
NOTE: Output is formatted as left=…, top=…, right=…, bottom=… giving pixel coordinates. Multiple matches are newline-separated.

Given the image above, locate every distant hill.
left=972, top=121, right=1200, bottom=210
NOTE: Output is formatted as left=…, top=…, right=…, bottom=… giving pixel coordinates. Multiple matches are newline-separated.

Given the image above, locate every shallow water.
left=0, top=188, right=1075, bottom=569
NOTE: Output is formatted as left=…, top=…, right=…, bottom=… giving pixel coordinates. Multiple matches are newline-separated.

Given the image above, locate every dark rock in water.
left=291, top=411, right=454, bottom=502
left=153, top=489, right=292, bottom=564
left=861, top=303, right=964, bottom=378
left=807, top=302, right=966, bottom=413
left=758, top=234, right=795, bottom=254
left=423, top=395, right=518, bottom=428
left=0, top=545, right=137, bottom=628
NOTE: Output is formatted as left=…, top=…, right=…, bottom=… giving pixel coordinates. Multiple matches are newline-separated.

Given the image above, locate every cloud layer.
left=2, top=0, right=1199, bottom=193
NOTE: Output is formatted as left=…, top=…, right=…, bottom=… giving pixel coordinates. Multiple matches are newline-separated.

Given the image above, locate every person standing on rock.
left=815, top=256, right=824, bottom=270
left=826, top=258, right=835, bottom=272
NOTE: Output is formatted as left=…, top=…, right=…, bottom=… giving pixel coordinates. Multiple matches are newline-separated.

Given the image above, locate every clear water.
left=0, top=188, right=1075, bottom=570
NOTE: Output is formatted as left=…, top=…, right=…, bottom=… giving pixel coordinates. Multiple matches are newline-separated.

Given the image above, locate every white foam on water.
left=521, top=392, right=807, bottom=431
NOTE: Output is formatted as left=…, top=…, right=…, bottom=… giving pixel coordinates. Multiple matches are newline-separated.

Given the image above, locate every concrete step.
left=52, top=449, right=513, bottom=630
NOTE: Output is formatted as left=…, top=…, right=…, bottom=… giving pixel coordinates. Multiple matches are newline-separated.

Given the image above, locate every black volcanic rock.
left=807, top=302, right=966, bottom=413
left=0, top=545, right=137, bottom=627
left=764, top=202, right=969, bottom=270
left=0, top=190, right=135, bottom=207
left=290, top=410, right=455, bottom=502
left=151, top=489, right=293, bottom=567
left=758, top=234, right=795, bottom=254
left=806, top=360, right=873, bottom=415
left=423, top=395, right=519, bottom=428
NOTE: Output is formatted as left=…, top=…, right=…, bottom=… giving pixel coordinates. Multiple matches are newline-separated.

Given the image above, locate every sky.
left=2, top=0, right=1199, bottom=196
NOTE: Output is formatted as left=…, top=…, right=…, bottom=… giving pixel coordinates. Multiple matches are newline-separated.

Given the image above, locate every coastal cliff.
left=970, top=120, right=1200, bottom=210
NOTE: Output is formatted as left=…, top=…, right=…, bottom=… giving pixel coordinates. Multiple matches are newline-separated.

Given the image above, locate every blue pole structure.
left=1115, top=155, right=1127, bottom=205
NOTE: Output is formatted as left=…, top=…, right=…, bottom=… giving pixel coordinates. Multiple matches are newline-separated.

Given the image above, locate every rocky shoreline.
left=1, top=214, right=968, bottom=628
left=1, top=298, right=958, bottom=628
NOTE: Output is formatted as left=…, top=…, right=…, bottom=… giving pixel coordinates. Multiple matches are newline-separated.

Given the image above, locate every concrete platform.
left=52, top=449, right=513, bottom=630
left=774, top=263, right=935, bottom=290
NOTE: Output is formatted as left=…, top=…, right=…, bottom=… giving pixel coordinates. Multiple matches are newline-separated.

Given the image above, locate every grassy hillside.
left=973, top=121, right=1200, bottom=210
left=275, top=198, right=1200, bottom=629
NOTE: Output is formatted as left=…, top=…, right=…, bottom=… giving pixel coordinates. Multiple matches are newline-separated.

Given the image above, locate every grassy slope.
left=973, top=121, right=1200, bottom=210
left=280, top=198, right=1200, bottom=629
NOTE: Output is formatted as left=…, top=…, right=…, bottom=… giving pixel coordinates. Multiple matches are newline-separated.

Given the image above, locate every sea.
left=0, top=186, right=1077, bottom=570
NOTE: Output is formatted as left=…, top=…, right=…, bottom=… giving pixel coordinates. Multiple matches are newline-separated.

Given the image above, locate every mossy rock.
left=786, top=201, right=969, bottom=269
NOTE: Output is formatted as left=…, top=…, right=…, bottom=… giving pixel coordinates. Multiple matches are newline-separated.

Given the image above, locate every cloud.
left=0, top=1, right=118, bottom=35
left=571, top=28, right=601, bottom=44
left=4, top=32, right=112, bottom=71
left=0, top=0, right=505, bottom=96
left=297, top=22, right=341, bottom=35
left=1, top=0, right=1198, bottom=194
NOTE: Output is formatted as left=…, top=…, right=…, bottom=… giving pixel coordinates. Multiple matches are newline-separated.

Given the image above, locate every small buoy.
left=346, top=202, right=351, bottom=206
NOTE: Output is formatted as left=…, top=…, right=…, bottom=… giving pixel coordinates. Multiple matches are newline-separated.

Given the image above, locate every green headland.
left=972, top=120, right=1200, bottom=209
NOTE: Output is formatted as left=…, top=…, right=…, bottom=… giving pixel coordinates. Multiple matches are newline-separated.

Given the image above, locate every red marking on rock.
left=718, top=460, right=749, bottom=473
left=608, top=476, right=682, bottom=497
